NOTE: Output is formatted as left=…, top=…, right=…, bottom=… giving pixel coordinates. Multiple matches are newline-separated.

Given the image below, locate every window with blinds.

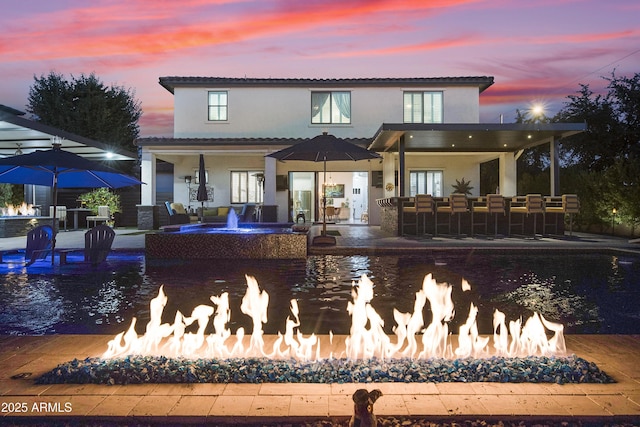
left=403, top=91, right=443, bottom=123
left=409, top=170, right=443, bottom=197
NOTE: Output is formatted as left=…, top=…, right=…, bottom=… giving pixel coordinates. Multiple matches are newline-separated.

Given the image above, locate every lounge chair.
left=25, top=225, right=53, bottom=266
left=402, top=194, right=434, bottom=237
left=86, top=205, right=110, bottom=228
left=165, top=201, right=190, bottom=225
left=435, top=193, right=468, bottom=237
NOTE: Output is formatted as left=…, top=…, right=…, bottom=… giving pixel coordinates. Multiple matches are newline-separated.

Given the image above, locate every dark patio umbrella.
left=0, top=143, right=142, bottom=264
left=266, top=132, right=381, bottom=245
left=196, top=154, right=208, bottom=221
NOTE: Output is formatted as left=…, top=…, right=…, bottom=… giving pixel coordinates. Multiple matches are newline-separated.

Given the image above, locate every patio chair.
left=509, top=194, right=544, bottom=238
left=401, top=194, right=434, bottom=237
left=165, top=201, right=190, bottom=225
left=86, top=206, right=110, bottom=228
left=49, top=205, right=68, bottom=231
left=84, top=224, right=116, bottom=265
left=471, top=194, right=505, bottom=238
left=25, top=225, right=53, bottom=266
left=59, top=224, right=116, bottom=265
left=435, top=193, right=468, bottom=237
left=543, top=194, right=580, bottom=236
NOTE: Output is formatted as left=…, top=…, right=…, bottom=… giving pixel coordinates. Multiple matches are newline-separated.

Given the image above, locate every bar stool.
left=435, top=193, right=468, bottom=237
left=543, top=194, right=580, bottom=236
left=471, top=194, right=505, bottom=238
left=402, top=194, right=434, bottom=236
left=509, top=194, right=544, bottom=238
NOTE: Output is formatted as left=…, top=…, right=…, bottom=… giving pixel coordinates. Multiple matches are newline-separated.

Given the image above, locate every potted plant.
left=452, top=177, right=474, bottom=195
left=78, top=188, right=122, bottom=227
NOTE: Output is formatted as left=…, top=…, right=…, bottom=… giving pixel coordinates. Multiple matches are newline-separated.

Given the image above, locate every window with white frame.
left=311, top=91, right=351, bottom=124
left=403, top=91, right=443, bottom=123
left=409, top=170, right=443, bottom=197
left=231, top=171, right=264, bottom=204
left=208, top=91, right=228, bottom=121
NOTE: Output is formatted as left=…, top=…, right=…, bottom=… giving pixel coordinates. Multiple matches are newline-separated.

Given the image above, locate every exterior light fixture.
left=532, top=105, right=544, bottom=116
left=185, top=175, right=192, bottom=184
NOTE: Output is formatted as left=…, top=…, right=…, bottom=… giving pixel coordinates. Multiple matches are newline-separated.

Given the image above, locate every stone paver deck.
left=0, top=334, right=638, bottom=424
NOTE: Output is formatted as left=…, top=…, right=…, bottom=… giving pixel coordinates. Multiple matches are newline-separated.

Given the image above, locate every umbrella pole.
left=50, top=174, right=58, bottom=265
left=322, top=159, right=327, bottom=236
left=311, top=157, right=336, bottom=245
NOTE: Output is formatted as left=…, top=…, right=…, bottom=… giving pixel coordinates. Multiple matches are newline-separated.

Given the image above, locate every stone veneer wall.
left=376, top=198, right=400, bottom=235
left=146, top=231, right=308, bottom=259
left=0, top=217, right=52, bottom=238
left=137, top=205, right=159, bottom=230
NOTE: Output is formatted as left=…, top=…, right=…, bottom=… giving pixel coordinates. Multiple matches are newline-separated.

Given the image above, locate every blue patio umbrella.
left=196, top=154, right=208, bottom=221
left=0, top=143, right=142, bottom=264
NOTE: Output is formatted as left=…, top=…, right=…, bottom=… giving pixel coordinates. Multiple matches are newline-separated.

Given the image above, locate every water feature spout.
left=226, top=208, right=238, bottom=229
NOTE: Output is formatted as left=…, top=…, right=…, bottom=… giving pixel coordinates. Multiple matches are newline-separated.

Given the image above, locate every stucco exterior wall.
left=403, top=155, right=481, bottom=197
left=173, top=85, right=481, bottom=138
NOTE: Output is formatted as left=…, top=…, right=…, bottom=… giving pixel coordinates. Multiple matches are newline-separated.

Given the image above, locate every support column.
left=137, top=150, right=158, bottom=229
left=499, top=152, right=517, bottom=197
left=383, top=152, right=396, bottom=197
left=263, top=156, right=277, bottom=205
left=398, top=135, right=405, bottom=197
left=140, top=150, right=156, bottom=205
left=550, top=137, right=560, bottom=196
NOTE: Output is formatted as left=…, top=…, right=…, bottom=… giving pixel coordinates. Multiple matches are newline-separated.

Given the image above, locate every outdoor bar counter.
left=376, top=196, right=568, bottom=237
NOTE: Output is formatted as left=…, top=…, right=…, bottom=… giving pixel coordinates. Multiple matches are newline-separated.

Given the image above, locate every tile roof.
left=158, top=76, right=494, bottom=93
left=135, top=136, right=372, bottom=147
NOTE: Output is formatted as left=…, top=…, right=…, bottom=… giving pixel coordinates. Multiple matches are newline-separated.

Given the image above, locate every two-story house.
left=136, top=77, right=584, bottom=228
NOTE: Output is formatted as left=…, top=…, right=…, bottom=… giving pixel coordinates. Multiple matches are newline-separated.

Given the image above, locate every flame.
left=103, top=274, right=566, bottom=360
left=1, top=203, right=36, bottom=216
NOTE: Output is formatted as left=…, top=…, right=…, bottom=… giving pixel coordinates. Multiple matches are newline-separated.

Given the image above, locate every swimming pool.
left=0, top=251, right=638, bottom=336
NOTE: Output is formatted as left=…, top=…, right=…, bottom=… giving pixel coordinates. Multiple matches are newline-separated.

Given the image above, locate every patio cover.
left=0, top=106, right=137, bottom=161
left=369, top=122, right=587, bottom=152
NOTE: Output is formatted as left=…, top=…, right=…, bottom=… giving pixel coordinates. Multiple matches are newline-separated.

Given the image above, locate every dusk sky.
left=2, top=0, right=639, bottom=137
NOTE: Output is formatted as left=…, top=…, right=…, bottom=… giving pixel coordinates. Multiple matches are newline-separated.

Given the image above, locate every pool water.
left=0, top=251, right=638, bottom=336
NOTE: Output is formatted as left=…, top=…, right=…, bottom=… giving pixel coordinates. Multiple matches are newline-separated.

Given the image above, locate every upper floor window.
left=409, top=170, right=443, bottom=197
left=404, top=91, right=443, bottom=123
left=311, top=91, right=351, bottom=124
left=208, top=91, right=228, bottom=121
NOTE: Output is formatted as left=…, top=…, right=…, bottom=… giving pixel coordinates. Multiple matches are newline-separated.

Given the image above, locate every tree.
left=514, top=108, right=551, bottom=195
left=555, top=72, right=640, bottom=232
left=27, top=72, right=142, bottom=154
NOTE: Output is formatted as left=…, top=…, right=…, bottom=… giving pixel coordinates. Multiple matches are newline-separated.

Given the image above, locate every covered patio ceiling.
left=369, top=122, right=587, bottom=153
left=0, top=108, right=137, bottom=161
